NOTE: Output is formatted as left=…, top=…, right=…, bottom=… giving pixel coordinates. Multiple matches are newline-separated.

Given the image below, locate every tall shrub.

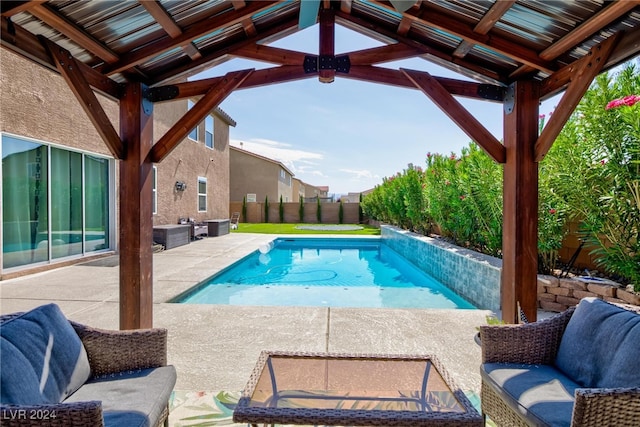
left=423, top=147, right=502, bottom=256
left=316, top=197, right=322, bottom=223
left=264, top=195, right=269, bottom=223
left=401, top=164, right=428, bottom=232
left=572, top=65, right=640, bottom=288
left=299, top=198, right=304, bottom=222
left=279, top=195, right=284, bottom=223
left=242, top=196, right=247, bottom=222
left=338, top=200, right=344, bottom=224
left=358, top=193, right=364, bottom=223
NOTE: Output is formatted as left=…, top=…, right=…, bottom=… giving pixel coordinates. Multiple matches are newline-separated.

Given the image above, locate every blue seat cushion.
left=0, top=304, right=91, bottom=404
left=555, top=297, right=640, bottom=388
left=64, top=366, right=177, bottom=427
left=481, top=363, right=579, bottom=427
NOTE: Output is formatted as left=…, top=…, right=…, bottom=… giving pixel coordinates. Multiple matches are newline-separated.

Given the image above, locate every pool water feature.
left=176, top=238, right=476, bottom=309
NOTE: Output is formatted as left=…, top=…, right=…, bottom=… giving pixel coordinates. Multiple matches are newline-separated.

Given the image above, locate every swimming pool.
left=176, top=238, right=476, bottom=309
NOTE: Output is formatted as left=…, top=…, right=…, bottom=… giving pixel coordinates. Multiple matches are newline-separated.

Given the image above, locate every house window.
left=152, top=166, right=157, bottom=215
left=205, top=115, right=214, bottom=149
left=197, top=177, right=207, bottom=212
left=187, top=100, right=199, bottom=141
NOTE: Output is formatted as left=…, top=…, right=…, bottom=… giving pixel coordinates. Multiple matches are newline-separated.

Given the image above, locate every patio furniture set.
left=1, top=298, right=638, bottom=426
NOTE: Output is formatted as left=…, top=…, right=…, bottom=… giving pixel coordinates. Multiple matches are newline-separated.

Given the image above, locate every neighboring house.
left=341, top=188, right=373, bottom=203
left=304, top=184, right=331, bottom=202
left=292, top=178, right=305, bottom=202
left=0, top=50, right=234, bottom=277
left=229, top=146, right=294, bottom=203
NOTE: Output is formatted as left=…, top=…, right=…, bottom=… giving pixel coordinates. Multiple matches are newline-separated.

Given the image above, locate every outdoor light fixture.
left=175, top=181, right=187, bottom=191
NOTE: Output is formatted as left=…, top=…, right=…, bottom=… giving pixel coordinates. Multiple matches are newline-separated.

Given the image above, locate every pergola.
left=2, top=0, right=639, bottom=328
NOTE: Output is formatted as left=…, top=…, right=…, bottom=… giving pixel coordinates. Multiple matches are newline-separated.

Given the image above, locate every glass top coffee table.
left=233, top=351, right=482, bottom=426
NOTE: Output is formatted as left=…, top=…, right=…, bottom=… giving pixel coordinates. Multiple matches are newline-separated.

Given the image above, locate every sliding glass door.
left=2, top=134, right=112, bottom=269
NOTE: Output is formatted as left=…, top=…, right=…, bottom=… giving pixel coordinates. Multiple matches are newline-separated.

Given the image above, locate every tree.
left=316, top=197, right=322, bottom=223
left=242, top=196, right=247, bottom=222
left=299, top=198, right=304, bottom=222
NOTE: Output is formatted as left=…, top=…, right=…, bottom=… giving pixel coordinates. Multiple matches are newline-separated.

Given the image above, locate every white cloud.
left=339, top=168, right=379, bottom=180
left=231, top=139, right=323, bottom=166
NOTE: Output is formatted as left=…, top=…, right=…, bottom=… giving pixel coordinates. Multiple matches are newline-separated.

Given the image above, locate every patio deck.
left=0, top=232, right=494, bottom=425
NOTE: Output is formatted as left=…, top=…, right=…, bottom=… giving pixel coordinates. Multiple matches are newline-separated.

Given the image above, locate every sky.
left=195, top=24, right=561, bottom=196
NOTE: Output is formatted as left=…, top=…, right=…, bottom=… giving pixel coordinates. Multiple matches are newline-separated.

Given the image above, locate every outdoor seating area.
left=0, top=234, right=639, bottom=426
left=0, top=303, right=176, bottom=427
left=480, top=298, right=640, bottom=427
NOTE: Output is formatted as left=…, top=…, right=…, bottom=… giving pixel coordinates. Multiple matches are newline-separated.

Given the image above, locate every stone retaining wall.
left=537, top=275, right=640, bottom=312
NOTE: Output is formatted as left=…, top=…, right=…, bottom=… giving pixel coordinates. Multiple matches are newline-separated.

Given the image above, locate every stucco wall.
left=0, top=50, right=118, bottom=157
left=229, top=149, right=278, bottom=202
left=152, top=102, right=230, bottom=225
left=0, top=49, right=232, bottom=275
left=381, top=225, right=501, bottom=311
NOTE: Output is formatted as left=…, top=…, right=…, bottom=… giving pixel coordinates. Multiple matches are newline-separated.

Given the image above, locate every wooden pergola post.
left=502, top=80, right=539, bottom=323
left=119, top=82, right=154, bottom=329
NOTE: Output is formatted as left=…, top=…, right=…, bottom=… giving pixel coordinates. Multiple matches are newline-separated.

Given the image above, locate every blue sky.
left=196, top=24, right=560, bottom=195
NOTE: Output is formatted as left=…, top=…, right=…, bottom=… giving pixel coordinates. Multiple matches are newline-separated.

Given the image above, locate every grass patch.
left=232, top=223, right=380, bottom=235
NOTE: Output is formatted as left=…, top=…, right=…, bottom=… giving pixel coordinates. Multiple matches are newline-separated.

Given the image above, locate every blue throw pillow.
left=0, top=304, right=91, bottom=404
left=555, top=297, right=640, bottom=388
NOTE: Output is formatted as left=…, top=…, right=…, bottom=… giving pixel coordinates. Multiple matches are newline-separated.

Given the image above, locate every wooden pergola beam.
left=509, top=1, right=637, bottom=80
left=336, top=11, right=506, bottom=85
left=502, top=80, right=539, bottom=324
left=119, top=82, right=154, bottom=330
left=150, top=69, right=253, bottom=163
left=401, top=68, right=506, bottom=163
left=539, top=1, right=638, bottom=61
left=233, top=44, right=308, bottom=65
left=318, top=7, right=335, bottom=83
left=0, top=0, right=45, bottom=17
left=378, top=1, right=556, bottom=74
left=453, top=0, right=515, bottom=59
left=348, top=43, right=424, bottom=65
left=138, top=0, right=201, bottom=60
left=31, top=4, right=119, bottom=63
left=535, top=34, right=619, bottom=162
left=1, top=17, right=122, bottom=99
left=43, top=38, right=123, bottom=159
left=102, top=1, right=279, bottom=75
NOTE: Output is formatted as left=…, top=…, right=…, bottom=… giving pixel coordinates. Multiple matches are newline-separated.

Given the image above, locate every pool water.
left=177, top=238, right=476, bottom=309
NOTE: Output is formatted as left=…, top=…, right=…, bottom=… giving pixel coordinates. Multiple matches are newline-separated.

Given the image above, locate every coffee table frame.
left=233, top=351, right=482, bottom=427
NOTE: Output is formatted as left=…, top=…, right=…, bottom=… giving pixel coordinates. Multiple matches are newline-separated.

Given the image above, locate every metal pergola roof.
left=3, top=1, right=639, bottom=92
left=2, top=0, right=639, bottom=328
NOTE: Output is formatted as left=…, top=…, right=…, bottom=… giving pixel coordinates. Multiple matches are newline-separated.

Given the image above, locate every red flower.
left=605, top=94, right=640, bottom=110
left=450, top=154, right=456, bottom=160
left=539, top=114, right=546, bottom=119
left=600, top=159, right=606, bottom=165
left=426, top=152, right=432, bottom=158
left=549, top=208, right=556, bottom=214
left=459, top=195, right=466, bottom=200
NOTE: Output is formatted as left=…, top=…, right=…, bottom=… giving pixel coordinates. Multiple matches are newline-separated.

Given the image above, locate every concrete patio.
left=0, top=232, right=494, bottom=425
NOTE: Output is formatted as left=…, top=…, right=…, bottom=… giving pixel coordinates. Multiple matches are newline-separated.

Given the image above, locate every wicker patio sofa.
left=479, top=297, right=640, bottom=427
left=0, top=303, right=176, bottom=426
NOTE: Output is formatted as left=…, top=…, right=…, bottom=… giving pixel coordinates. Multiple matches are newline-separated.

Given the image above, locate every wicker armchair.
left=479, top=300, right=640, bottom=427
left=0, top=307, right=175, bottom=427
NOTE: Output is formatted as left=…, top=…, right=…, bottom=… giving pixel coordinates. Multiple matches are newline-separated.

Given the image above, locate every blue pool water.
left=177, top=238, right=476, bottom=309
